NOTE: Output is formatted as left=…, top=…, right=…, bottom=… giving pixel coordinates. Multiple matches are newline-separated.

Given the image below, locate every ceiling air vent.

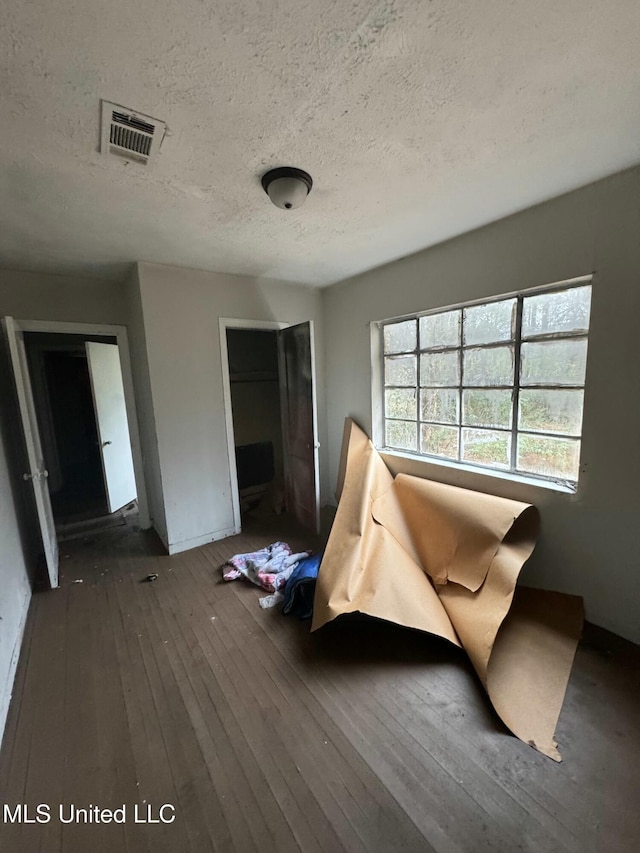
left=100, top=100, right=166, bottom=166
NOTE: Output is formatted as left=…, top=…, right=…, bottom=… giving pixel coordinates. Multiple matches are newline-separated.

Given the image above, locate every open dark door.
left=278, top=321, right=320, bottom=534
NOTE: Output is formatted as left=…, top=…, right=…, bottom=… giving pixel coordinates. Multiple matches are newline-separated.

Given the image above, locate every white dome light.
left=262, top=167, right=313, bottom=210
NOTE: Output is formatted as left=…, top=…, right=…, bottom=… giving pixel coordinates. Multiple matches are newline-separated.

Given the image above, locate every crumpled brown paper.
left=312, top=419, right=583, bottom=760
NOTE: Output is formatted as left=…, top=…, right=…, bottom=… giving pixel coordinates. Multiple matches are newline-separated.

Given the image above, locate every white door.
left=86, top=342, right=137, bottom=513
left=2, top=317, right=59, bottom=588
left=278, top=321, right=320, bottom=533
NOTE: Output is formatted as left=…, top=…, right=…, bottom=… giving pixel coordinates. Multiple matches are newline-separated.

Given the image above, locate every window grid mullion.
left=419, top=345, right=460, bottom=354
left=414, top=320, right=420, bottom=448
left=447, top=421, right=516, bottom=432
left=458, top=309, right=463, bottom=461
left=380, top=324, right=387, bottom=442
left=386, top=348, right=422, bottom=357
left=460, top=340, right=516, bottom=352
left=519, top=383, right=585, bottom=390
left=522, top=329, right=589, bottom=343
left=518, top=429, right=582, bottom=441
left=510, top=295, right=524, bottom=471
left=416, top=384, right=580, bottom=390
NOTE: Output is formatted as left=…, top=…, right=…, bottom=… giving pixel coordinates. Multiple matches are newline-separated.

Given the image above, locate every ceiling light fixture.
left=261, top=167, right=313, bottom=210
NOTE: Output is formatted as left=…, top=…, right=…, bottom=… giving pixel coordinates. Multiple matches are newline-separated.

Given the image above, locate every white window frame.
left=371, top=274, right=593, bottom=492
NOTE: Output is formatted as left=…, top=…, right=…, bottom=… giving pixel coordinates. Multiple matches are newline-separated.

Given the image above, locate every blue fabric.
left=282, top=553, right=322, bottom=620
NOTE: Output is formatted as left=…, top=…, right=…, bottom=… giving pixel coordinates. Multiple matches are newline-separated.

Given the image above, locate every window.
left=379, top=278, right=592, bottom=487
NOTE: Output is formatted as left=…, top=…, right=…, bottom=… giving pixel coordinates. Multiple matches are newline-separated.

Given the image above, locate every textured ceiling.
left=1, top=0, right=639, bottom=286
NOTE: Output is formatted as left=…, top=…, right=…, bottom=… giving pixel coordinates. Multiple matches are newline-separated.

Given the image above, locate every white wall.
left=323, top=166, right=640, bottom=644
left=136, top=262, right=327, bottom=553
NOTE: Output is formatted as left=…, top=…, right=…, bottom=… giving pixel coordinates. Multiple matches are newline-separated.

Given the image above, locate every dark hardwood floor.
left=1, top=513, right=639, bottom=852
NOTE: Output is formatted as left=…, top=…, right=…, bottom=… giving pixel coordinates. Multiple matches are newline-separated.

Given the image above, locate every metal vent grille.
left=101, top=101, right=165, bottom=166
left=110, top=121, right=152, bottom=157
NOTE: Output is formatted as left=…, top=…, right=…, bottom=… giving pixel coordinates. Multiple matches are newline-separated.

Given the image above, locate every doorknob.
left=101, top=440, right=112, bottom=447
left=22, top=469, right=48, bottom=481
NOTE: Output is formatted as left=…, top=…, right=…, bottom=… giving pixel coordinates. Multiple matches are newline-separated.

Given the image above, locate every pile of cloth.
left=222, top=541, right=321, bottom=617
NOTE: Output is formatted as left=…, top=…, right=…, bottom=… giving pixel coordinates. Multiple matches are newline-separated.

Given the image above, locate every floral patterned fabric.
left=222, top=541, right=311, bottom=593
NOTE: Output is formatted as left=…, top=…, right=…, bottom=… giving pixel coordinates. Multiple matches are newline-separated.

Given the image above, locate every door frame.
left=220, top=317, right=322, bottom=535
left=10, top=318, right=150, bottom=529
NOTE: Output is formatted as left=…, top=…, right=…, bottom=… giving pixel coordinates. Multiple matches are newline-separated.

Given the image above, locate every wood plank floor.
left=1, top=513, right=639, bottom=853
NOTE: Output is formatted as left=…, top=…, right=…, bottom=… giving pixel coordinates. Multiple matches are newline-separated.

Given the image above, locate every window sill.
left=378, top=447, right=578, bottom=495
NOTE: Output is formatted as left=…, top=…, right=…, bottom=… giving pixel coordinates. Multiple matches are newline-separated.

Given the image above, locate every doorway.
left=23, top=332, right=137, bottom=529
left=2, top=317, right=149, bottom=589
left=226, top=328, right=285, bottom=520
left=220, top=318, right=320, bottom=536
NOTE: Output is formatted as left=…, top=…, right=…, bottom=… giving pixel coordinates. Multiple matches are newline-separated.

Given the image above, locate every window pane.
left=522, top=286, right=591, bottom=338
left=386, top=420, right=417, bottom=451
left=461, top=428, right=511, bottom=468
left=420, top=351, right=460, bottom=386
left=420, top=389, right=459, bottom=424
left=518, top=389, right=584, bottom=436
left=385, top=355, right=417, bottom=386
left=520, top=339, right=587, bottom=386
left=419, top=310, right=460, bottom=349
left=517, top=434, right=581, bottom=481
left=463, top=345, right=513, bottom=386
left=383, top=320, right=416, bottom=354
left=421, top=424, right=459, bottom=459
left=462, top=389, right=512, bottom=429
left=463, top=299, right=515, bottom=345
left=385, top=388, right=416, bottom=420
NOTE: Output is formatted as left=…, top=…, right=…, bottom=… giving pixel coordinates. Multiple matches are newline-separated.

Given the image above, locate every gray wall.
left=0, top=268, right=128, bottom=325
left=323, top=166, right=640, bottom=644
left=123, top=265, right=168, bottom=544
left=136, top=262, right=327, bottom=554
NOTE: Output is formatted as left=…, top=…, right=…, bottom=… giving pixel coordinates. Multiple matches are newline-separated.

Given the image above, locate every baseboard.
left=0, top=588, right=31, bottom=751
left=167, top=526, right=237, bottom=556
